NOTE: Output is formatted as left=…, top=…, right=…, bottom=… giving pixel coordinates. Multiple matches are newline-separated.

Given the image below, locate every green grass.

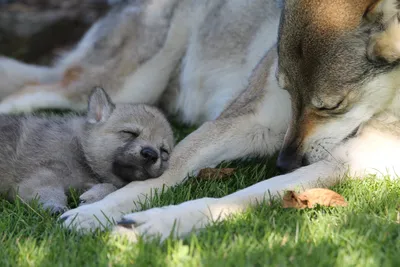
left=1, top=124, right=400, bottom=267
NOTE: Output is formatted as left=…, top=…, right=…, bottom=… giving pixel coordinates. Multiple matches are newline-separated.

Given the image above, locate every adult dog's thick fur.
left=2, top=0, right=400, bottom=240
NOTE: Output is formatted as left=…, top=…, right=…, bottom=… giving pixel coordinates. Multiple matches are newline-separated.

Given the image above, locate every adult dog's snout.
left=276, top=144, right=307, bottom=173
left=276, top=154, right=300, bottom=174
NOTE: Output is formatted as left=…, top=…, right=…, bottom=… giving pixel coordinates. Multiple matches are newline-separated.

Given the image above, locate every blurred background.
left=0, top=0, right=110, bottom=64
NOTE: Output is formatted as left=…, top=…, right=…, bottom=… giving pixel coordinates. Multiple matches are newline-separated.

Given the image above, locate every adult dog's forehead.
left=278, top=0, right=376, bottom=94
left=279, top=0, right=372, bottom=62
left=282, top=0, right=374, bottom=32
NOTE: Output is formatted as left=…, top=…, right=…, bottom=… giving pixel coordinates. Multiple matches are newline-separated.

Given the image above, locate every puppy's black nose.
left=140, top=147, right=158, bottom=163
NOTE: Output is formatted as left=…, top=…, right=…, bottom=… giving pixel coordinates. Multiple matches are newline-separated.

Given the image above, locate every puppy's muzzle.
left=140, top=147, right=158, bottom=164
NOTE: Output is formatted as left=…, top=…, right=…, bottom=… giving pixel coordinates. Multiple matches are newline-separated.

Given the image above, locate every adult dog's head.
left=276, top=0, right=400, bottom=172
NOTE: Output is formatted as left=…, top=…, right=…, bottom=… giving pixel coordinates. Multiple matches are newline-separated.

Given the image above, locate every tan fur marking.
left=23, top=81, right=40, bottom=87
left=301, top=0, right=377, bottom=33
left=283, top=108, right=318, bottom=153
left=300, top=109, right=318, bottom=140
left=61, top=66, right=83, bottom=87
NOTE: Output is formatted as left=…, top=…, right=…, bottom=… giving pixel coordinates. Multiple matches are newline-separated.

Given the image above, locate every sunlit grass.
left=1, top=124, right=400, bottom=267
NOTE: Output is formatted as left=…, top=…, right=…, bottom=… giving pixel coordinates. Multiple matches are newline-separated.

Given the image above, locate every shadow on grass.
left=124, top=186, right=400, bottom=267
left=1, top=174, right=399, bottom=266
left=0, top=118, right=399, bottom=266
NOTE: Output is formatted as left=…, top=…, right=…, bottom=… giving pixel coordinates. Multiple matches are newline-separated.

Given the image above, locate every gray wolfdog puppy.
left=0, top=87, right=173, bottom=213
left=1, top=0, right=400, bottom=241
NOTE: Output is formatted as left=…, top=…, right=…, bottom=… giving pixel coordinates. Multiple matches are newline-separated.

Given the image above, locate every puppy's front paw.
left=43, top=204, right=68, bottom=216
left=59, top=201, right=122, bottom=232
left=79, top=184, right=117, bottom=206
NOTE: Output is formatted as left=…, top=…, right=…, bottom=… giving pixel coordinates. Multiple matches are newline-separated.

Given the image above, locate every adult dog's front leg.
left=60, top=113, right=286, bottom=231
left=114, top=117, right=400, bottom=241
left=60, top=45, right=289, bottom=232
left=115, top=160, right=341, bottom=241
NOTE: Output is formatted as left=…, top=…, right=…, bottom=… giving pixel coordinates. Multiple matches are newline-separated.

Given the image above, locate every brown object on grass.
left=282, top=188, right=348, bottom=209
left=197, top=168, right=236, bottom=180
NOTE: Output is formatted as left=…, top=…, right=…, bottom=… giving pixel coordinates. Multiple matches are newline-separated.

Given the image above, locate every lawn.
left=1, top=123, right=400, bottom=267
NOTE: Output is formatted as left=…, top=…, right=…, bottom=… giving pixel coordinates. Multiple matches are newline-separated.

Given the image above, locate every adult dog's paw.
left=113, top=198, right=218, bottom=241
left=59, top=201, right=122, bottom=232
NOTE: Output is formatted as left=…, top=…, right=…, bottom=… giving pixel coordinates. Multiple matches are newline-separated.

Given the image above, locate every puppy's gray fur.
left=0, top=88, right=173, bottom=213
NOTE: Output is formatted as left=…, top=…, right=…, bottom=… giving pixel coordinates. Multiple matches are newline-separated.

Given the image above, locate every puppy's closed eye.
left=160, top=148, right=169, bottom=161
left=120, top=130, right=139, bottom=139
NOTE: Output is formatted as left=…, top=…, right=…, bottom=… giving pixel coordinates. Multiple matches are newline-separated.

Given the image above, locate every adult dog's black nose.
left=276, top=157, right=299, bottom=173
left=140, top=147, right=158, bottom=163
left=276, top=151, right=303, bottom=174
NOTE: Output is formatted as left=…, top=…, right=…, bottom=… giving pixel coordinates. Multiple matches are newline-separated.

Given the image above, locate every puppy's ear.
left=87, top=87, right=115, bottom=124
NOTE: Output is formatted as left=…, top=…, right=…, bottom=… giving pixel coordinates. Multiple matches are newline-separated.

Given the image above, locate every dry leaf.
left=282, top=188, right=348, bottom=209
left=197, top=168, right=236, bottom=180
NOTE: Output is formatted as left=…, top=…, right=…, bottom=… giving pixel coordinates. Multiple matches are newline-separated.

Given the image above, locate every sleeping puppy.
left=0, top=87, right=174, bottom=214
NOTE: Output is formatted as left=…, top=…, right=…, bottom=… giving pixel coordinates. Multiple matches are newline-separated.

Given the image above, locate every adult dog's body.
left=1, top=0, right=400, bottom=240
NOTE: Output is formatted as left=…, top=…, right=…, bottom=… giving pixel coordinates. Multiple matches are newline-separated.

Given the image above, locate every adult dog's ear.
left=87, top=87, right=115, bottom=124
left=365, top=0, right=400, bottom=63
left=364, top=0, right=398, bottom=23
